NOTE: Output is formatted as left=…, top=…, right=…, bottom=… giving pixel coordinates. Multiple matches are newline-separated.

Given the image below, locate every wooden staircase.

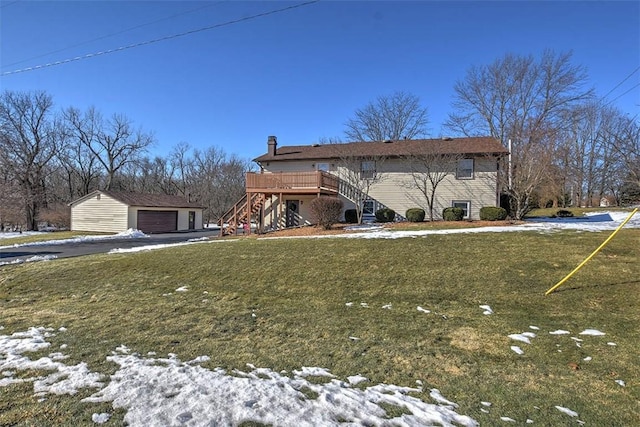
left=218, top=193, right=266, bottom=236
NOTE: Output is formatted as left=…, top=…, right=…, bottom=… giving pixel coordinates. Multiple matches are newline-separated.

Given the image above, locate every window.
left=360, top=160, right=376, bottom=179
left=456, top=158, right=474, bottom=179
left=452, top=201, right=470, bottom=219
left=316, top=162, right=330, bottom=172
left=363, top=199, right=375, bottom=215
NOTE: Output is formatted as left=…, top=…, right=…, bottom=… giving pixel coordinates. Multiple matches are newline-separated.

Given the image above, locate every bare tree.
left=404, top=150, right=463, bottom=221
left=331, top=143, right=387, bottom=224
left=60, top=106, right=102, bottom=198
left=344, top=91, right=429, bottom=142
left=66, top=107, right=154, bottom=190
left=445, top=50, right=594, bottom=218
left=0, top=91, right=64, bottom=230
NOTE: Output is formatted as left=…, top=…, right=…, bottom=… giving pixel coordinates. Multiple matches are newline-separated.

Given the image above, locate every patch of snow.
left=360, top=302, right=369, bottom=308
left=481, top=401, right=492, bottom=407
left=615, top=379, right=625, bottom=387
left=479, top=305, right=493, bottom=315
left=417, top=306, right=431, bottom=314
left=526, top=419, right=534, bottom=424
left=549, top=330, right=571, bottom=335
left=345, top=302, right=353, bottom=307
left=175, top=286, right=188, bottom=292
left=607, top=342, right=617, bottom=346
left=0, top=229, right=149, bottom=251
left=429, top=388, right=458, bottom=407
left=510, top=346, right=524, bottom=355
left=347, top=375, right=368, bottom=385
left=0, top=328, right=103, bottom=395
left=500, top=416, right=516, bottom=422
left=570, top=337, right=583, bottom=342
left=529, top=326, right=540, bottom=330
left=579, top=329, right=605, bottom=336
left=381, top=304, right=392, bottom=309
left=508, top=334, right=531, bottom=344
left=348, top=336, right=360, bottom=341
left=555, top=406, right=578, bottom=417
left=521, top=332, right=536, bottom=338
left=82, top=352, right=478, bottom=427
left=480, top=408, right=489, bottom=413
left=583, top=357, right=592, bottom=361
left=92, top=412, right=111, bottom=424
left=0, top=254, right=58, bottom=266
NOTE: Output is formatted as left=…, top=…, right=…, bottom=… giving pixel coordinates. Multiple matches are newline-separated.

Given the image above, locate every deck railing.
left=246, top=171, right=339, bottom=193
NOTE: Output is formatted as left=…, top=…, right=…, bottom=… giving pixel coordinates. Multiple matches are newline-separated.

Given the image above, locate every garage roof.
left=70, top=190, right=204, bottom=209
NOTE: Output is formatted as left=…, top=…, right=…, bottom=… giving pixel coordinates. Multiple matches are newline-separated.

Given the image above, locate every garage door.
left=137, top=210, right=178, bottom=233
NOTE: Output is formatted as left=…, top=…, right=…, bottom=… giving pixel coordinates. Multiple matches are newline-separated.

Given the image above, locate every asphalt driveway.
left=0, top=229, right=221, bottom=266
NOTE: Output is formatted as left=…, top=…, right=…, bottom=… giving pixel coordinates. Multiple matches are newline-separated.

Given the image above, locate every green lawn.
left=1, top=228, right=639, bottom=425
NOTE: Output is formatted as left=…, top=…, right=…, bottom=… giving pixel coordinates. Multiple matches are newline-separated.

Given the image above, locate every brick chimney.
left=267, top=135, right=277, bottom=156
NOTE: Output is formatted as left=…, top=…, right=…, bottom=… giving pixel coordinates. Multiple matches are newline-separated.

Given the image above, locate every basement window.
left=452, top=200, right=470, bottom=219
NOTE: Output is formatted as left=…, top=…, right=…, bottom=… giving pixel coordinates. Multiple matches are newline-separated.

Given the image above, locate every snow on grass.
left=261, top=210, right=640, bottom=242
left=549, top=330, right=571, bottom=335
left=510, top=346, right=524, bottom=355
left=0, top=231, right=43, bottom=240
left=0, top=254, right=58, bottom=267
left=0, top=228, right=148, bottom=250
left=417, top=306, right=431, bottom=314
left=0, top=328, right=479, bottom=427
left=479, top=305, right=493, bottom=315
left=508, top=334, right=532, bottom=344
left=554, top=405, right=579, bottom=417
left=615, top=379, right=625, bottom=387
left=92, top=413, right=111, bottom=424
left=579, top=329, right=605, bottom=336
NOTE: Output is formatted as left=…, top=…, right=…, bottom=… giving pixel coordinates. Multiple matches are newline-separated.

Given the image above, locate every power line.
left=601, top=66, right=640, bottom=101
left=0, top=1, right=21, bottom=9
left=1, top=0, right=320, bottom=76
left=603, top=81, right=640, bottom=107
left=2, top=1, right=227, bottom=69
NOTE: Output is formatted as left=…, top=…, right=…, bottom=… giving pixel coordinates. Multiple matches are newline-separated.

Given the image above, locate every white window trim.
left=452, top=200, right=471, bottom=219
left=316, top=162, right=330, bottom=172
left=456, top=158, right=474, bottom=180
left=360, top=160, right=376, bottom=180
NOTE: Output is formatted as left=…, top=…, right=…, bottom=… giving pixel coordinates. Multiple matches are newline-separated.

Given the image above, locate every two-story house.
left=219, top=136, right=508, bottom=235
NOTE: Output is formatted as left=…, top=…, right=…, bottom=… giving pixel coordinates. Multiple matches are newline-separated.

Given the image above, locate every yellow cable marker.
left=545, top=208, right=638, bottom=296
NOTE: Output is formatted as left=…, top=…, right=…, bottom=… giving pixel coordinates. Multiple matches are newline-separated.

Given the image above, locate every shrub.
left=405, top=208, right=425, bottom=222
left=344, top=209, right=358, bottom=224
left=479, top=206, right=508, bottom=221
left=375, top=207, right=396, bottom=223
left=309, top=197, right=343, bottom=230
left=442, top=207, right=464, bottom=221
left=556, top=209, right=574, bottom=218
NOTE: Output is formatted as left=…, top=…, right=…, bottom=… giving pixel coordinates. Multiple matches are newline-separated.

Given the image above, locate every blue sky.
left=1, top=1, right=639, bottom=161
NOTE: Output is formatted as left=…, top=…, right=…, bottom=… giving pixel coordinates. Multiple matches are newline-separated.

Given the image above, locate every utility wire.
left=1, top=0, right=320, bottom=76
left=603, top=81, right=640, bottom=107
left=601, top=66, right=640, bottom=101
left=3, top=1, right=227, bottom=69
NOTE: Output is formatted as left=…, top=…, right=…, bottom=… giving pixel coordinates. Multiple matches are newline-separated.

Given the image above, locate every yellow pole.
left=545, top=208, right=638, bottom=296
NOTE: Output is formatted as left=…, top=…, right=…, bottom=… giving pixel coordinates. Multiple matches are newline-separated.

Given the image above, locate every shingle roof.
left=253, top=136, right=508, bottom=163
left=102, top=191, right=204, bottom=209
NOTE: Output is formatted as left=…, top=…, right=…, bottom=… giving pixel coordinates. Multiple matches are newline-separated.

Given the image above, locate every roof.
left=70, top=190, right=204, bottom=209
left=253, top=136, right=508, bottom=163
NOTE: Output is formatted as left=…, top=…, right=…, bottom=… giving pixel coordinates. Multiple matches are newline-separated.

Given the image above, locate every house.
left=69, top=190, right=204, bottom=234
left=219, top=135, right=508, bottom=235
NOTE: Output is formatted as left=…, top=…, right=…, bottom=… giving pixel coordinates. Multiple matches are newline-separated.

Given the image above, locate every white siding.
left=71, top=193, right=128, bottom=233
left=260, top=156, right=499, bottom=222
left=366, top=157, right=498, bottom=220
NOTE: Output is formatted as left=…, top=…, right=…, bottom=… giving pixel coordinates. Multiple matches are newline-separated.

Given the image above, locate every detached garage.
left=70, top=190, right=204, bottom=234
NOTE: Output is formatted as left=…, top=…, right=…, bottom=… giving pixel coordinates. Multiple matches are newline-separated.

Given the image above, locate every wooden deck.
left=245, top=171, right=339, bottom=195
